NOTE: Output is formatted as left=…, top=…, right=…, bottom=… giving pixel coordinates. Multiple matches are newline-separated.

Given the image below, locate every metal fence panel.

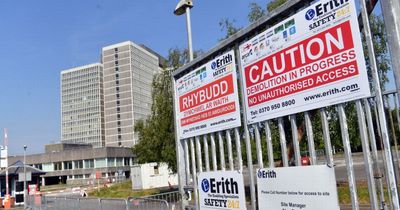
left=79, top=197, right=101, bottom=210
left=100, top=198, right=128, bottom=210
left=128, top=197, right=169, bottom=210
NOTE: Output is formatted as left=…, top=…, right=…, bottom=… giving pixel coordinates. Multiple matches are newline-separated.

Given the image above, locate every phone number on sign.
left=250, top=99, right=295, bottom=116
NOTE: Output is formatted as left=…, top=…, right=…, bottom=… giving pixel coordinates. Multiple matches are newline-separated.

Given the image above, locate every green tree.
left=248, top=3, right=265, bottom=23
left=363, top=14, right=390, bottom=90
left=219, top=18, right=241, bottom=40
left=219, top=2, right=266, bottom=40
left=133, top=48, right=201, bottom=173
left=267, top=0, right=287, bottom=13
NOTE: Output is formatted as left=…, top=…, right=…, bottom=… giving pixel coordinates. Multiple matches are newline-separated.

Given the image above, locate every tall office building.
left=61, top=63, right=105, bottom=147
left=102, top=41, right=160, bottom=147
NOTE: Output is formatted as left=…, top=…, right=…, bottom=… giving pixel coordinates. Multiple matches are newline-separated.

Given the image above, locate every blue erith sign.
left=198, top=171, right=247, bottom=210
left=201, top=178, right=210, bottom=192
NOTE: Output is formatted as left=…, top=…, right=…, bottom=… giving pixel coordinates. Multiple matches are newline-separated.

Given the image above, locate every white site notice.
left=198, top=171, right=247, bottom=210
left=175, top=50, right=241, bottom=139
left=239, top=0, right=370, bottom=124
left=257, top=165, right=340, bottom=210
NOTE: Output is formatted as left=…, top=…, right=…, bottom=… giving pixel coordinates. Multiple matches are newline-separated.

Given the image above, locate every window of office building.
left=74, top=160, right=83, bottom=169
left=124, top=158, right=130, bottom=166
left=95, top=158, right=106, bottom=168
left=54, top=162, right=62, bottom=171
left=64, top=161, right=73, bottom=170
left=107, top=158, right=115, bottom=167
left=84, top=159, right=94, bottom=168
left=43, top=163, right=53, bottom=172
left=75, top=174, right=83, bottom=179
left=116, top=158, right=123, bottom=166
left=34, top=164, right=42, bottom=170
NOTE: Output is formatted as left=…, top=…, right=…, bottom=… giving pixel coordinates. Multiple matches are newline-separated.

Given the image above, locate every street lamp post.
left=23, top=145, right=27, bottom=209
left=174, top=1, right=194, bottom=209
left=174, top=0, right=194, bottom=61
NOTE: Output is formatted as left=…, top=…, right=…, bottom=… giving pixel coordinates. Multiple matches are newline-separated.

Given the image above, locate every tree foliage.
left=248, top=3, right=265, bottom=23
left=133, top=48, right=201, bottom=173
left=267, top=0, right=287, bottom=13
left=363, top=14, right=390, bottom=90
left=219, top=18, right=241, bottom=40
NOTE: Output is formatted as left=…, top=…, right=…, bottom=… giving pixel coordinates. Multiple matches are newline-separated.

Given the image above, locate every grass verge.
left=89, top=181, right=173, bottom=198
left=90, top=180, right=387, bottom=205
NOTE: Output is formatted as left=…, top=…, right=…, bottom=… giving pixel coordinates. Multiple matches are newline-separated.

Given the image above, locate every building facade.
left=102, top=41, right=159, bottom=147
left=8, top=143, right=134, bottom=186
left=61, top=63, right=105, bottom=147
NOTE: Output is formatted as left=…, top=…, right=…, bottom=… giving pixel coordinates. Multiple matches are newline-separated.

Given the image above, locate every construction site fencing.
left=26, top=195, right=173, bottom=210
left=171, top=0, right=400, bottom=209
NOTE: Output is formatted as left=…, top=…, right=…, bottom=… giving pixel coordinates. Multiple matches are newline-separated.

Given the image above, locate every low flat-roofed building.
left=9, top=143, right=134, bottom=186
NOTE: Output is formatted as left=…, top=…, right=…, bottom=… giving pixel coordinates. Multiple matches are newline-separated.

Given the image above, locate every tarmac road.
left=241, top=152, right=398, bottom=184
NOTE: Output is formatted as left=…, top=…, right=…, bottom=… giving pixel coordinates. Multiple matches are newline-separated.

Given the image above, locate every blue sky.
left=0, top=0, right=269, bottom=155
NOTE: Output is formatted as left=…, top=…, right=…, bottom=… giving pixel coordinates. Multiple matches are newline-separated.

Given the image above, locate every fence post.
left=304, top=112, right=316, bottom=165
left=359, top=0, right=400, bottom=208
left=195, top=136, right=203, bottom=173
left=171, top=76, right=188, bottom=210
left=265, top=121, right=274, bottom=168
left=77, top=198, right=81, bottom=210
left=356, top=100, right=379, bottom=210
left=320, top=108, right=333, bottom=166
left=226, top=130, right=234, bottom=171
left=234, top=128, right=243, bottom=171
left=385, top=95, right=400, bottom=172
left=203, top=135, right=210, bottom=172
left=125, top=199, right=129, bottom=210
left=236, top=46, right=257, bottom=210
left=278, top=117, right=288, bottom=167
left=189, top=138, right=198, bottom=209
left=210, top=133, right=217, bottom=171
left=218, top=132, right=226, bottom=171
left=365, top=98, right=387, bottom=210
left=380, top=0, right=400, bottom=102
left=254, top=124, right=264, bottom=169
left=290, top=115, right=301, bottom=166
left=338, top=104, right=359, bottom=210
left=184, top=139, right=190, bottom=186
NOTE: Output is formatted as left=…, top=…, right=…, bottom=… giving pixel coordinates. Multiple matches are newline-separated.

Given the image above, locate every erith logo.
left=305, top=0, right=348, bottom=21
left=211, top=54, right=233, bottom=70
left=257, top=169, right=277, bottom=179
left=201, top=177, right=239, bottom=194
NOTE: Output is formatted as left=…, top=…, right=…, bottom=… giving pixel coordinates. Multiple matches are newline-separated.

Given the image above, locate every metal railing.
left=26, top=194, right=173, bottom=210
